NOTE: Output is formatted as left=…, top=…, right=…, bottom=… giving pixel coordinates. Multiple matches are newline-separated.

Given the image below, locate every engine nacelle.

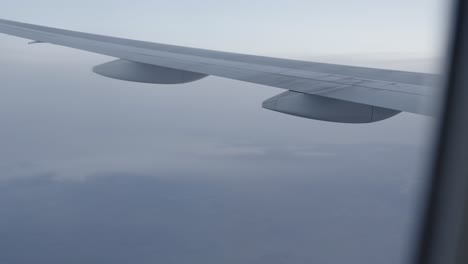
left=263, top=91, right=400, bottom=123
left=93, top=59, right=208, bottom=84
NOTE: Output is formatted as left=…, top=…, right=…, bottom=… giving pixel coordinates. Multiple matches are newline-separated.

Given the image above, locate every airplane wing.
left=0, top=19, right=440, bottom=123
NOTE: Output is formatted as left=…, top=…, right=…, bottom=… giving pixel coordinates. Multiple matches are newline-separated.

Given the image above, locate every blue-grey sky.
left=0, top=0, right=449, bottom=59
left=0, top=1, right=450, bottom=264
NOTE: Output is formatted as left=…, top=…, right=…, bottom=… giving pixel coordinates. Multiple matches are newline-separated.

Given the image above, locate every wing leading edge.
left=0, top=19, right=440, bottom=123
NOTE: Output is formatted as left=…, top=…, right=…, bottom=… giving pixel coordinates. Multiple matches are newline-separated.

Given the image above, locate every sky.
left=0, top=1, right=450, bottom=264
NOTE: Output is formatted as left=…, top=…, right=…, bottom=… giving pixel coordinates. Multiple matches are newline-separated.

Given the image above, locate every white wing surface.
left=0, top=19, right=440, bottom=123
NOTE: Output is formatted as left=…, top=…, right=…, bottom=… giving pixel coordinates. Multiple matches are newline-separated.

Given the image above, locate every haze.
left=0, top=1, right=448, bottom=263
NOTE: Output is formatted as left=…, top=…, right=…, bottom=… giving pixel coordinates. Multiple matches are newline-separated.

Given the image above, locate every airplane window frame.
left=416, top=1, right=468, bottom=264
